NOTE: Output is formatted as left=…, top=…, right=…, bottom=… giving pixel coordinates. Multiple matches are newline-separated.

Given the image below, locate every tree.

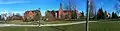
left=71, top=10, right=77, bottom=19
left=79, top=11, right=84, bottom=17
left=115, top=0, right=120, bottom=16
left=51, top=10, right=56, bottom=18
left=112, top=12, right=114, bottom=18
left=81, top=11, right=84, bottom=17
left=34, top=9, right=41, bottom=21
left=114, top=13, right=118, bottom=18
left=112, top=12, right=118, bottom=19
left=79, top=11, right=85, bottom=19
left=97, top=8, right=105, bottom=19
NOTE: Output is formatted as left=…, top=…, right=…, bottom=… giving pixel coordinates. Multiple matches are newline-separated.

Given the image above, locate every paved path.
left=0, top=21, right=97, bottom=27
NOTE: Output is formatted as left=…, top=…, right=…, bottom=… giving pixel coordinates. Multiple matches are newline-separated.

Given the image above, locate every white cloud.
left=0, top=0, right=31, bottom=4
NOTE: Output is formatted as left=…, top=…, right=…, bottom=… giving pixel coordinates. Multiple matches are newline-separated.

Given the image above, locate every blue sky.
left=0, top=0, right=117, bottom=16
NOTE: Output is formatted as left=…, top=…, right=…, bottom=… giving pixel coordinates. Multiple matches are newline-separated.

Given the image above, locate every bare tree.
left=115, top=0, right=120, bottom=16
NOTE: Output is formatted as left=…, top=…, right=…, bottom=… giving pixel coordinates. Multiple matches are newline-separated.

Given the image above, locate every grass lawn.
left=0, top=21, right=120, bottom=31
left=89, top=21, right=120, bottom=31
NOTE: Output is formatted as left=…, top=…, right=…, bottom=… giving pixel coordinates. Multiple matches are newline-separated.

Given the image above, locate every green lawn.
left=0, top=21, right=120, bottom=31
left=89, top=21, right=120, bottom=31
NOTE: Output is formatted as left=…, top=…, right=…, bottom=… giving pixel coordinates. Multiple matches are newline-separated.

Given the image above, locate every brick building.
left=45, top=3, right=78, bottom=21
left=23, top=9, right=41, bottom=22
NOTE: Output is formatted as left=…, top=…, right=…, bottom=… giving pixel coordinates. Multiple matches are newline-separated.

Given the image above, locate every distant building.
left=45, top=3, right=78, bottom=21
left=45, top=10, right=57, bottom=21
left=10, top=15, right=23, bottom=20
left=23, top=8, right=41, bottom=22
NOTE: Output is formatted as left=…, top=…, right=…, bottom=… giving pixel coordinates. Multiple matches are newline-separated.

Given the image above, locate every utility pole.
left=86, top=0, right=90, bottom=31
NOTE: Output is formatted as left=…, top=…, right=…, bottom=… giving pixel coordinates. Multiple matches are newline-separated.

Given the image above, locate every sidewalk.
left=0, top=21, right=97, bottom=27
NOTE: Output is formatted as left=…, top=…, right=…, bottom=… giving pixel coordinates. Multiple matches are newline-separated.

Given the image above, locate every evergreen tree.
left=112, top=12, right=118, bottom=19
left=97, top=8, right=105, bottom=19
left=81, top=11, right=84, bottom=17
left=114, top=13, right=118, bottom=18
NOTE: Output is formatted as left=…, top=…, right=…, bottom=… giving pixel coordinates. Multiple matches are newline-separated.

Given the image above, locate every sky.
left=0, top=0, right=117, bottom=16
